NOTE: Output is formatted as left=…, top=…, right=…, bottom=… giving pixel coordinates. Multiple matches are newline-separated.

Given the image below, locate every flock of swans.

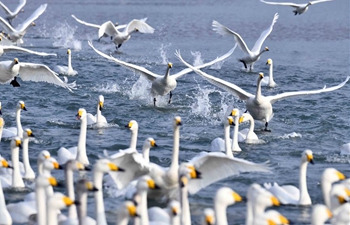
left=0, top=0, right=348, bottom=225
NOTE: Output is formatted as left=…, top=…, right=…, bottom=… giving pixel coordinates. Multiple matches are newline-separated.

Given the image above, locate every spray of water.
left=159, top=43, right=171, bottom=65
left=191, top=51, right=204, bottom=66
left=51, top=21, right=82, bottom=50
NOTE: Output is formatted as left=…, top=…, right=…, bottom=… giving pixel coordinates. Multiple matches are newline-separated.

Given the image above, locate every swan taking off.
left=55, top=49, right=78, bottom=76
left=175, top=50, right=350, bottom=131
left=0, top=0, right=26, bottom=25
left=260, top=0, right=333, bottom=15
left=212, top=13, right=278, bottom=71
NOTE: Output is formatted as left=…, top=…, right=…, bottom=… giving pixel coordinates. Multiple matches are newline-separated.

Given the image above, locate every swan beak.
left=127, top=204, right=138, bottom=217
left=147, top=179, right=160, bottom=189
left=230, top=109, right=237, bottom=116
left=271, top=196, right=280, bottom=206
left=228, top=116, right=234, bottom=126
left=1, top=159, right=10, bottom=168
left=186, top=165, right=201, bottom=179
left=206, top=215, right=215, bottom=225
left=53, top=162, right=63, bottom=170
left=307, top=154, right=314, bottom=164
left=264, top=47, right=269, bottom=51
left=76, top=162, right=88, bottom=171
left=326, top=209, right=332, bottom=218
left=27, top=130, right=34, bottom=137
left=175, top=117, right=182, bottom=126
left=62, top=196, right=74, bottom=207
left=266, top=59, right=272, bottom=65
left=336, top=171, right=346, bottom=180
left=239, top=116, right=244, bottom=124
left=20, top=102, right=26, bottom=111
left=172, top=207, right=179, bottom=216
left=31, top=22, right=36, bottom=26
left=337, top=196, right=347, bottom=204
left=125, top=121, right=133, bottom=129
left=76, top=109, right=83, bottom=120
left=345, top=188, right=350, bottom=197
left=259, top=72, right=264, bottom=79
left=232, top=191, right=242, bottom=202
left=48, top=177, right=58, bottom=186
left=168, top=63, right=173, bottom=68
left=14, top=58, right=19, bottom=64
left=108, top=162, right=125, bottom=172
left=15, top=139, right=22, bottom=148
left=279, top=215, right=289, bottom=225
left=150, top=139, right=157, bottom=147
left=99, top=101, right=103, bottom=111
left=67, top=49, right=71, bottom=55
left=180, top=176, right=188, bottom=188
left=86, top=181, right=99, bottom=192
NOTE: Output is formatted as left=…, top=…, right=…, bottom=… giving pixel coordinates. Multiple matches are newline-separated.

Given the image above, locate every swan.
left=264, top=149, right=314, bottom=205
left=0, top=37, right=57, bottom=57
left=333, top=203, right=350, bottom=225
left=47, top=193, right=75, bottom=225
left=202, top=208, right=215, bottom=225
left=74, top=179, right=98, bottom=225
left=321, top=168, right=346, bottom=210
left=311, top=204, right=332, bottom=225
left=0, top=156, right=12, bottom=225
left=329, top=183, right=350, bottom=214
left=230, top=108, right=242, bottom=151
left=238, top=113, right=261, bottom=143
left=0, top=117, right=4, bottom=142
left=340, top=143, right=350, bottom=155
left=253, top=210, right=289, bottom=225
left=213, top=187, right=242, bottom=225
left=0, top=58, right=76, bottom=91
left=0, top=0, right=26, bottom=25
left=87, top=95, right=108, bottom=127
left=57, top=108, right=89, bottom=165
left=209, top=116, right=234, bottom=153
left=93, top=159, right=125, bottom=225
left=55, top=49, right=78, bottom=76
left=89, top=41, right=236, bottom=106
left=260, top=0, right=333, bottom=15
left=212, top=13, right=279, bottom=71
left=116, top=201, right=138, bottom=225
left=2, top=100, right=26, bottom=139
left=22, top=128, right=35, bottom=179
left=261, top=58, right=276, bottom=87
left=175, top=51, right=350, bottom=131
left=0, top=4, right=47, bottom=44
left=98, top=18, right=154, bottom=50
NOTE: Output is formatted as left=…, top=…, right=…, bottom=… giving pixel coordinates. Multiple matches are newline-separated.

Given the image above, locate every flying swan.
left=175, top=50, right=350, bottom=131
left=260, top=0, right=333, bottom=15
left=212, top=13, right=279, bottom=71
left=0, top=58, right=76, bottom=91
left=89, top=41, right=236, bottom=106
left=0, top=0, right=26, bottom=25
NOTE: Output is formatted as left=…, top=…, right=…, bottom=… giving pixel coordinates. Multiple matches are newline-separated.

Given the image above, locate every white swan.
left=340, top=143, right=350, bottom=155
left=0, top=0, right=25, bottom=25
left=0, top=58, right=76, bottom=91
left=333, top=203, right=350, bottom=225
left=116, top=201, right=138, bottom=225
left=89, top=41, right=236, bottom=106
left=74, top=179, right=98, bottom=225
left=175, top=51, right=350, bottom=131
left=329, top=183, right=350, bottom=214
left=230, top=108, right=242, bottom=152
left=93, top=159, right=125, bottom=225
left=0, top=36, right=57, bottom=57
left=22, top=128, right=35, bottom=179
left=98, top=18, right=154, bottom=49
left=311, top=204, right=332, bottom=225
left=0, top=156, right=12, bottom=225
left=213, top=187, right=242, bottom=225
left=202, top=208, right=215, bottom=225
left=260, top=0, right=333, bottom=15
left=55, top=49, right=78, bottom=76
left=321, top=168, right=346, bottom=210
left=47, top=193, right=75, bottom=225
left=209, top=116, right=234, bottom=153
left=58, top=108, right=89, bottom=165
left=212, top=13, right=278, bottom=71
left=238, top=113, right=261, bottom=144
left=87, top=95, right=108, bottom=127
left=261, top=58, right=276, bottom=87
left=0, top=4, right=47, bottom=44
left=2, top=100, right=26, bottom=139
left=264, top=149, right=314, bottom=205
left=253, top=210, right=289, bottom=225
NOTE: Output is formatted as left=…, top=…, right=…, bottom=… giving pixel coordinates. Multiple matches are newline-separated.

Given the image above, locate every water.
left=0, top=0, right=349, bottom=224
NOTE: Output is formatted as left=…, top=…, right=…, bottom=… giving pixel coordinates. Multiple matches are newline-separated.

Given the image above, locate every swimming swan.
left=55, top=49, right=78, bottom=76
left=238, top=113, right=261, bottom=144
left=175, top=50, right=350, bottom=131
left=89, top=41, right=236, bottom=106
left=212, top=13, right=278, bottom=71
left=260, top=0, right=333, bottom=15
left=261, top=58, right=276, bottom=87
left=86, top=95, right=108, bottom=127
left=2, top=100, right=26, bottom=139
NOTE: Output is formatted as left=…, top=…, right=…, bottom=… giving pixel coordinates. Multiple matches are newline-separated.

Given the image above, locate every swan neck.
left=68, top=53, right=72, bottom=69
left=245, top=201, right=253, bottom=225
left=140, top=190, right=149, bottom=225
left=169, top=125, right=180, bottom=177
left=255, top=78, right=262, bottom=100
left=16, top=108, right=23, bottom=138
left=231, top=116, right=240, bottom=151
left=66, top=168, right=77, bottom=219
left=22, top=136, right=34, bottom=178
left=130, top=129, right=138, bottom=149
left=224, top=123, right=233, bottom=158
left=47, top=205, right=58, bottom=225
left=180, top=185, right=191, bottom=225
left=11, top=146, right=24, bottom=187
left=142, top=146, right=150, bottom=163
left=96, top=103, right=102, bottom=121
left=77, top=192, right=88, bottom=225
left=77, top=116, right=89, bottom=165
left=322, top=180, right=332, bottom=209
left=116, top=215, right=129, bottom=225
left=269, top=63, right=274, bottom=84
left=93, top=170, right=107, bottom=225
left=165, top=67, right=171, bottom=79
left=0, top=181, right=12, bottom=225
left=248, top=116, right=255, bottom=137
left=214, top=202, right=228, bottom=225
left=36, top=185, right=47, bottom=225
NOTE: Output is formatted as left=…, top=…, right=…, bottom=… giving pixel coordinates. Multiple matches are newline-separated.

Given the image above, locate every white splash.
left=278, top=132, right=302, bottom=139
left=92, top=83, right=121, bottom=93
left=52, top=21, right=82, bottom=50
left=159, top=43, right=171, bottom=65
left=191, top=51, right=203, bottom=66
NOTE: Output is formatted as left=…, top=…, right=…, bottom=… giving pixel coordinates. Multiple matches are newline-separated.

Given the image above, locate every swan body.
left=0, top=58, right=76, bottom=91
left=55, top=49, right=78, bottom=76
left=86, top=95, right=107, bottom=127
left=261, top=58, right=276, bottom=87
left=260, top=0, right=333, bottom=15
left=0, top=156, right=12, bottom=225
left=209, top=116, right=234, bottom=152
left=175, top=51, right=350, bottom=131
left=57, top=108, right=89, bottom=165
left=98, top=18, right=154, bottom=49
left=311, top=204, right=332, bottom=225
left=264, top=149, right=314, bottom=205
left=2, top=100, right=26, bottom=139
left=212, top=13, right=279, bottom=71
left=0, top=4, right=47, bottom=44
left=89, top=41, right=236, bottom=106
left=0, top=0, right=26, bottom=25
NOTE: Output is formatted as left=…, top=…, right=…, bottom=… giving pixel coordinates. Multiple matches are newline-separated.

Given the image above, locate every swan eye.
left=270, top=196, right=280, bottom=206
left=62, top=196, right=74, bottom=206
left=232, top=191, right=242, bottom=202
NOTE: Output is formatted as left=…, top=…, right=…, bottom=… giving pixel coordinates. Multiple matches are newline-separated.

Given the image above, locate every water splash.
left=159, top=43, right=171, bottom=65
left=191, top=51, right=204, bottom=66
left=278, top=132, right=303, bottom=139
left=92, top=83, right=121, bottom=93
left=129, top=75, right=151, bottom=101
left=51, top=21, right=82, bottom=50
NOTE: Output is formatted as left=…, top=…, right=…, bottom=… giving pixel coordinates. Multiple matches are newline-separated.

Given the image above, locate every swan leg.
left=10, top=77, right=20, bottom=87
left=153, top=98, right=156, bottom=106
left=293, top=10, right=298, bottom=15
left=264, top=122, right=271, bottom=132
left=239, top=59, right=247, bottom=69
left=168, top=91, right=173, bottom=104
left=249, top=64, right=253, bottom=72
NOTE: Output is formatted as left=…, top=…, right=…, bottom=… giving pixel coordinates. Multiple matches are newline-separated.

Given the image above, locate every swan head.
left=31, top=22, right=36, bottom=27
left=302, top=149, right=314, bottom=164
left=98, top=95, right=104, bottom=111
left=266, top=59, right=272, bottom=65
left=136, top=175, right=160, bottom=191
left=114, top=22, right=119, bottom=27
left=179, top=163, right=201, bottom=179
left=169, top=200, right=181, bottom=216
left=125, top=120, right=138, bottom=132
left=38, top=150, right=51, bottom=161
left=202, top=208, right=215, bottom=225
left=67, top=49, right=71, bottom=55
left=168, top=63, right=173, bottom=68
left=17, top=100, right=26, bottom=111
left=230, top=108, right=240, bottom=117
left=311, top=204, right=332, bottom=224
left=43, top=157, right=63, bottom=171
left=76, top=179, right=99, bottom=192
left=330, top=183, right=350, bottom=205
left=239, top=113, right=252, bottom=124
left=253, top=185, right=280, bottom=207
left=36, top=175, right=59, bottom=187
left=322, top=168, right=346, bottom=184
left=0, top=118, right=4, bottom=127
left=11, top=137, right=22, bottom=149
left=94, top=158, right=125, bottom=173
left=215, top=187, right=242, bottom=206
left=173, top=116, right=182, bottom=127
left=144, top=137, right=157, bottom=148
left=307, top=1, right=312, bottom=5
left=24, top=128, right=35, bottom=138
left=264, top=47, right=269, bottom=52
left=117, top=201, right=139, bottom=219
left=0, top=156, right=11, bottom=169
left=263, top=210, right=289, bottom=225
left=48, top=193, right=75, bottom=210
left=76, top=108, right=86, bottom=120
left=65, top=159, right=90, bottom=172
left=226, top=116, right=234, bottom=126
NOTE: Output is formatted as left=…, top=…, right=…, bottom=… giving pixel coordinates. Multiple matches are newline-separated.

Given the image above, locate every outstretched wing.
left=18, top=62, right=74, bottom=91
left=172, top=44, right=237, bottom=80
left=212, top=20, right=252, bottom=55
left=175, top=50, right=254, bottom=101
left=259, top=0, right=302, bottom=7
left=71, top=14, right=100, bottom=29
left=98, top=21, right=117, bottom=38
left=88, top=41, right=161, bottom=81
left=310, top=0, right=333, bottom=4
left=267, top=76, right=350, bottom=104
left=2, top=45, right=56, bottom=56
left=0, top=17, right=16, bottom=33
left=13, top=0, right=26, bottom=15
left=251, top=13, right=279, bottom=54
left=0, top=2, right=12, bottom=15
left=16, top=3, right=47, bottom=32
left=125, top=18, right=155, bottom=34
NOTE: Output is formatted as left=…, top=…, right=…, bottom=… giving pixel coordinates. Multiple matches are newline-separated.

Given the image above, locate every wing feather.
left=259, top=0, right=302, bottom=7
left=125, top=18, right=154, bottom=34
left=0, top=2, right=12, bottom=15
left=98, top=21, right=117, bottom=38
left=71, top=14, right=100, bottom=28
left=0, top=16, right=16, bottom=33
left=2, top=45, right=56, bottom=56
left=16, top=4, right=47, bottom=32
left=13, top=0, right=26, bottom=15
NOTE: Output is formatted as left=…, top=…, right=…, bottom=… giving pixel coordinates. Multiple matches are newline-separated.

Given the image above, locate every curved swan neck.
left=180, top=185, right=191, bottom=225
left=96, top=102, right=102, bottom=121
left=77, top=116, right=89, bottom=165
left=231, top=116, right=241, bottom=152
left=36, top=185, right=47, bottom=225
left=214, top=202, right=228, bottom=225
left=93, top=170, right=107, bottom=225
left=168, top=125, right=180, bottom=177
left=165, top=67, right=171, bottom=79
left=77, top=192, right=88, bottom=225
left=142, top=146, right=150, bottom=163
left=16, top=108, right=23, bottom=138
left=140, top=190, right=149, bottom=225
left=224, top=123, right=233, bottom=158
left=22, top=137, right=34, bottom=178
left=248, top=116, right=255, bottom=137
left=11, top=146, right=24, bottom=187
left=130, top=129, right=138, bottom=149
left=66, top=168, right=77, bottom=219
left=298, top=161, right=310, bottom=204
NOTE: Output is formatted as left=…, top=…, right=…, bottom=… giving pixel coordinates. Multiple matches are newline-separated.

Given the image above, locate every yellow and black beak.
left=99, top=101, right=103, bottom=111
left=76, top=109, right=83, bottom=120
left=53, top=161, right=63, bottom=170
left=205, top=215, right=214, bottom=225
left=168, top=63, right=173, bottom=68
left=307, top=154, right=314, bottom=165
left=147, top=179, right=160, bottom=190
left=187, top=165, right=201, bottom=179
left=85, top=181, right=99, bottom=192
left=15, top=139, right=22, bottom=148
left=259, top=72, right=264, bottom=79
left=14, top=58, right=19, bottom=64
left=172, top=207, right=178, bottom=216
left=1, top=159, right=12, bottom=169
left=125, top=121, right=133, bottom=129
left=108, top=162, right=125, bottom=172
left=150, top=139, right=157, bottom=147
